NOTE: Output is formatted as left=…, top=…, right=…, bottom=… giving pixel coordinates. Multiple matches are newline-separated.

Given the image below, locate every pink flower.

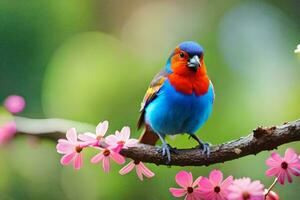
left=119, top=160, right=155, bottom=181
left=4, top=95, right=25, bottom=114
left=198, top=169, right=233, bottom=200
left=91, top=147, right=125, bottom=173
left=0, top=121, right=17, bottom=145
left=227, top=178, right=264, bottom=200
left=169, top=171, right=202, bottom=200
left=265, top=148, right=300, bottom=184
left=105, top=126, right=138, bottom=152
left=78, top=120, right=108, bottom=146
left=56, top=128, right=84, bottom=170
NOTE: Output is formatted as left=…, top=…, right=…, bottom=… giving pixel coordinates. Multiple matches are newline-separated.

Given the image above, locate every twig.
left=265, top=178, right=278, bottom=199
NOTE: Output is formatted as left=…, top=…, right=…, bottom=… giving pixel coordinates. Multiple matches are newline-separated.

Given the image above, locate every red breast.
left=168, top=58, right=210, bottom=96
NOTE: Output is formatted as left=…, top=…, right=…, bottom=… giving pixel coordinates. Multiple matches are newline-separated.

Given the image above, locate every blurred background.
left=0, top=0, right=300, bottom=199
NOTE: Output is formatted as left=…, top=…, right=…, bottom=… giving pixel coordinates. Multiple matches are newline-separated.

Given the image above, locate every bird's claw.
left=157, top=143, right=171, bottom=164
left=197, top=142, right=211, bottom=157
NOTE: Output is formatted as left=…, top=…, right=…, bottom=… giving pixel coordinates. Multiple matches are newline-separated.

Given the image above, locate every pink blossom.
left=56, top=128, right=84, bottom=170
left=4, top=95, right=25, bottom=114
left=91, top=147, right=125, bottom=173
left=265, top=148, right=300, bottom=184
left=227, top=178, right=264, bottom=200
left=105, top=126, right=138, bottom=152
left=198, top=169, right=233, bottom=200
left=119, top=160, right=155, bottom=181
left=78, top=120, right=108, bottom=146
left=0, top=121, right=17, bottom=144
left=169, top=171, right=202, bottom=200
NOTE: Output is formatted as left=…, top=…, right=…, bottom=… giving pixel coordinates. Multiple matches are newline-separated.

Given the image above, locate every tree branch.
left=14, top=117, right=300, bottom=166
left=15, top=116, right=95, bottom=140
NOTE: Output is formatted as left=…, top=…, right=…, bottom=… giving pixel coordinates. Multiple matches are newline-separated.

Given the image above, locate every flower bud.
left=265, top=190, right=279, bottom=200
left=4, top=95, right=25, bottom=114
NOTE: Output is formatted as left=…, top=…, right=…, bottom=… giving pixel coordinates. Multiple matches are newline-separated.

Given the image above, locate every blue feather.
left=145, top=79, right=214, bottom=137
left=179, top=41, right=204, bottom=56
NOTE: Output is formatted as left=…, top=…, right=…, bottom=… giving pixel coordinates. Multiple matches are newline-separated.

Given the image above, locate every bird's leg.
left=190, top=134, right=210, bottom=156
left=156, top=134, right=172, bottom=164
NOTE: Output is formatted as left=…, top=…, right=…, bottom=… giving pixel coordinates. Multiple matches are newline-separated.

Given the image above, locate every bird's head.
left=165, top=41, right=205, bottom=75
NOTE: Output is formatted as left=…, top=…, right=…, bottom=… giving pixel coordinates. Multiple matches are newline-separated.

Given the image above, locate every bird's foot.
left=196, top=142, right=211, bottom=157
left=189, top=134, right=211, bottom=157
left=157, top=143, right=172, bottom=164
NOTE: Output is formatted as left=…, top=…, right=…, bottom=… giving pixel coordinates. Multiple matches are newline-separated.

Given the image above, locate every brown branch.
left=14, top=117, right=300, bottom=166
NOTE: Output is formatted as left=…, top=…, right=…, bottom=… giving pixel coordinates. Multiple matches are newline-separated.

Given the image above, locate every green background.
left=0, top=0, right=300, bottom=199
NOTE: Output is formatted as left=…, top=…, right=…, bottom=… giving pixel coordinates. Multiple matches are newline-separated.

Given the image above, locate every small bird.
left=137, top=41, right=214, bottom=163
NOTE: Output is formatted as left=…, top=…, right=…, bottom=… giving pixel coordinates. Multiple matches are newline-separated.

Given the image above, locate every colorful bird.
left=138, top=41, right=215, bottom=163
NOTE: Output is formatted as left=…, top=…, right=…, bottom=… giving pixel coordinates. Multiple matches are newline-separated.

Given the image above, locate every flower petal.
left=288, top=165, right=300, bottom=176
left=266, top=157, right=280, bottom=167
left=91, top=152, right=104, bottom=164
left=56, top=141, right=74, bottom=154
left=270, top=152, right=283, bottom=163
left=139, top=162, right=155, bottom=178
left=102, top=157, right=110, bottom=173
left=277, top=171, right=286, bottom=185
left=175, top=171, right=193, bottom=188
left=60, top=152, right=76, bottom=165
left=284, top=148, right=298, bottom=162
left=120, top=126, right=130, bottom=141
left=105, top=135, right=119, bottom=148
left=185, top=193, right=199, bottom=200
left=192, top=176, right=202, bottom=187
left=119, top=161, right=135, bottom=175
left=125, top=139, right=139, bottom=148
left=136, top=165, right=144, bottom=181
left=221, top=175, right=234, bottom=189
left=286, top=170, right=293, bottom=183
left=110, top=151, right=125, bottom=164
left=96, top=120, right=108, bottom=136
left=265, top=167, right=281, bottom=177
left=74, top=153, right=82, bottom=170
left=209, top=169, right=223, bottom=185
left=78, top=133, right=96, bottom=142
left=248, top=180, right=264, bottom=194
left=169, top=188, right=187, bottom=197
left=66, top=128, right=77, bottom=143
left=192, top=189, right=203, bottom=200
left=198, top=177, right=213, bottom=191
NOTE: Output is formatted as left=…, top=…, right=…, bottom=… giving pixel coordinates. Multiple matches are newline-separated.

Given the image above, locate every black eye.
left=179, top=52, right=185, bottom=58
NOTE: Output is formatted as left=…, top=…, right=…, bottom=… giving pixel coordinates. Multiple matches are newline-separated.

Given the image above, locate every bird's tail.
left=139, top=127, right=159, bottom=146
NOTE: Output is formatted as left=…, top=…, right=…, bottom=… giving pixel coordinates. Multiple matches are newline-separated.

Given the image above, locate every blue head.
left=166, top=41, right=205, bottom=73
left=178, top=41, right=204, bottom=57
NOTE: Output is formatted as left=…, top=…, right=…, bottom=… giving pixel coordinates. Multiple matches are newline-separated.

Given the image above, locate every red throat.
left=168, top=62, right=210, bottom=96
